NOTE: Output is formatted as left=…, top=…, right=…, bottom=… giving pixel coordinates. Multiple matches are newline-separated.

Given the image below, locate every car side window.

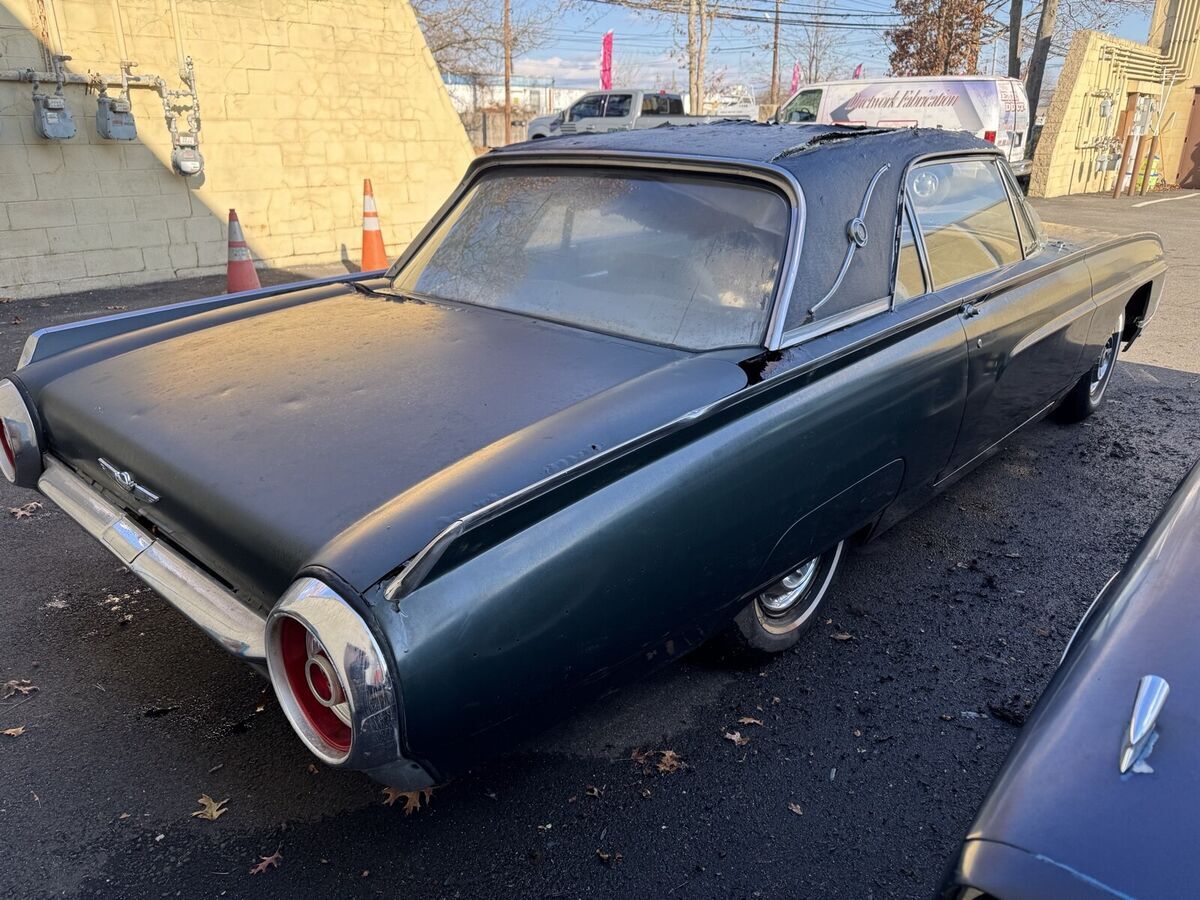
left=907, top=159, right=1023, bottom=289
left=781, top=89, right=822, bottom=123
left=893, top=206, right=925, bottom=302
left=604, top=94, right=633, bottom=117
left=570, top=95, right=604, bottom=120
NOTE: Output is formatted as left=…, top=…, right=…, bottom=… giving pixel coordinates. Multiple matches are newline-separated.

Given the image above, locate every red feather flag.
left=601, top=31, right=614, bottom=90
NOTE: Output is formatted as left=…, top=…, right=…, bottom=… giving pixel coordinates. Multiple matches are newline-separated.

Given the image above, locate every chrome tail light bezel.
left=265, top=578, right=402, bottom=770
left=0, top=379, right=42, bottom=487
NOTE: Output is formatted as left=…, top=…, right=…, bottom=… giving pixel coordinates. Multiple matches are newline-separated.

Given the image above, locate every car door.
left=599, top=92, right=634, bottom=131
left=561, top=93, right=605, bottom=134
left=906, top=156, right=1095, bottom=479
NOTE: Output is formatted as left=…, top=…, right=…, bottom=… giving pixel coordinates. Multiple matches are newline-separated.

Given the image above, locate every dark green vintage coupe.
left=1, top=124, right=1166, bottom=788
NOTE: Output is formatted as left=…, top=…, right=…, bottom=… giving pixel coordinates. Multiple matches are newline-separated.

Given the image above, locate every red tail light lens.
left=277, top=616, right=352, bottom=754
left=0, top=423, right=14, bottom=476
left=983, top=130, right=997, bottom=143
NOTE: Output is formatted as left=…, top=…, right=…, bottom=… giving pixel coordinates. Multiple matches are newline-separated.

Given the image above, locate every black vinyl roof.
left=491, top=122, right=1000, bottom=336
left=495, top=121, right=991, bottom=170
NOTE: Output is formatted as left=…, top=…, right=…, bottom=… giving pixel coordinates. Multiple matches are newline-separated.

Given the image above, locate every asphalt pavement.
left=2, top=191, right=1198, bottom=899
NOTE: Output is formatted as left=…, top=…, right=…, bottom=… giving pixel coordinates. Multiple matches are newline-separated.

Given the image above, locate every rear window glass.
left=907, top=159, right=1022, bottom=289
left=393, top=167, right=790, bottom=350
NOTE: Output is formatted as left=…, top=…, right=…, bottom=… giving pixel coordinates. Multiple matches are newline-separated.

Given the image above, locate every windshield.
left=392, top=167, right=790, bottom=350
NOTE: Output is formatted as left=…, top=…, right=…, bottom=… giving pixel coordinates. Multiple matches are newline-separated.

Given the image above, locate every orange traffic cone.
left=361, top=179, right=389, bottom=271
left=226, top=209, right=261, bottom=293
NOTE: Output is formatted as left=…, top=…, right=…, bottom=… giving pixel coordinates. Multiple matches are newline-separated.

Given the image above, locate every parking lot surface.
left=2, top=192, right=1198, bottom=898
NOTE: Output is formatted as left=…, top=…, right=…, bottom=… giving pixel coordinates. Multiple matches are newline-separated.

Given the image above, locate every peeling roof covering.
left=492, top=123, right=999, bottom=334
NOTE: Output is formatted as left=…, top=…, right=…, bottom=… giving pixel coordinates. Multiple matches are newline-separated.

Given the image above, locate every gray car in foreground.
left=942, top=456, right=1200, bottom=898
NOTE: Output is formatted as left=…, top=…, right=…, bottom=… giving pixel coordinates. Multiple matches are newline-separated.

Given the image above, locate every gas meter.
left=33, top=91, right=76, bottom=140
left=171, top=133, right=204, bottom=176
left=97, top=94, right=137, bottom=140
left=32, top=54, right=76, bottom=140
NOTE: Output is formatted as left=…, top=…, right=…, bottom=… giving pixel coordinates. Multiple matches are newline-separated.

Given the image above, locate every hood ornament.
left=98, top=458, right=160, bottom=505
left=1120, top=674, right=1169, bottom=774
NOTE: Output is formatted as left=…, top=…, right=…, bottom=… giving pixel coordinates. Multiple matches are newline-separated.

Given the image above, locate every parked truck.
left=528, top=89, right=748, bottom=139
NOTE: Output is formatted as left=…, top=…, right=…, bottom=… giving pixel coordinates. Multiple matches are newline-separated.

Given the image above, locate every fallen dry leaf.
left=656, top=749, right=685, bottom=774
left=787, top=802, right=804, bottom=816
left=596, top=849, right=623, bottom=866
left=585, top=785, right=603, bottom=799
left=831, top=631, right=853, bottom=641
left=190, top=794, right=229, bottom=821
left=249, top=847, right=282, bottom=875
left=307, top=763, right=319, bottom=775
left=104, top=305, right=128, bottom=311
left=382, top=786, right=433, bottom=815
left=723, top=730, right=750, bottom=747
left=1, top=679, right=37, bottom=700
left=3, top=725, right=26, bottom=737
left=7, top=501, right=42, bottom=519
left=737, top=716, right=764, bottom=726
left=118, top=812, right=130, bottom=820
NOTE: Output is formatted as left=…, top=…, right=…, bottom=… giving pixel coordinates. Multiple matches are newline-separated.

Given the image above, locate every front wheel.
left=728, top=541, right=845, bottom=654
left=1053, top=312, right=1124, bottom=423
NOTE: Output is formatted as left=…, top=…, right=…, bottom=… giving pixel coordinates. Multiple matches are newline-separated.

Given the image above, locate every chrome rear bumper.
left=38, top=455, right=268, bottom=662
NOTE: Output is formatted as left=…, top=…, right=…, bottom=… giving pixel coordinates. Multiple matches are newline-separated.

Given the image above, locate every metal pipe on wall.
left=110, top=0, right=130, bottom=63
left=168, top=0, right=188, bottom=81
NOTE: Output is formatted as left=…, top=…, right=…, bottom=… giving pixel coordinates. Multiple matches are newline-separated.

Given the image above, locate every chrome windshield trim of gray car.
left=382, top=149, right=808, bottom=353
left=36, top=455, right=268, bottom=661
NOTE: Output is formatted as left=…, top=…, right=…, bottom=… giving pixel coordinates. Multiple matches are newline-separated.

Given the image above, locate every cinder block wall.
left=0, top=0, right=475, bottom=299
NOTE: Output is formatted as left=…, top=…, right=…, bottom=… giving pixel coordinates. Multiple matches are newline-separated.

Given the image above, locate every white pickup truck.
left=528, top=89, right=746, bottom=139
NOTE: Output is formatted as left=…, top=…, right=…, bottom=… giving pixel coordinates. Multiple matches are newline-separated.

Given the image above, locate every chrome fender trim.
left=37, top=455, right=267, bottom=661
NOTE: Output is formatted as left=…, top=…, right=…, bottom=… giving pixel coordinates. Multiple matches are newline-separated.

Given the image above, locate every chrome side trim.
left=17, top=270, right=387, bottom=369
left=37, top=455, right=266, bottom=661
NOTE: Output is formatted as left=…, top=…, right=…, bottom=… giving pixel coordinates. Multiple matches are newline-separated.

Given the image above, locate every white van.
left=777, top=76, right=1031, bottom=178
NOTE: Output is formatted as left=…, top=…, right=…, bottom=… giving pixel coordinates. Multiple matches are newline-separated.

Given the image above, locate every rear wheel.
left=1054, top=312, right=1123, bottom=423
left=729, top=541, right=845, bottom=653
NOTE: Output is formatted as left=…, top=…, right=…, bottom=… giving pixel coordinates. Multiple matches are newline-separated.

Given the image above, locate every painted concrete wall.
left=1030, top=5, right=1200, bottom=198
left=0, top=0, right=475, bottom=299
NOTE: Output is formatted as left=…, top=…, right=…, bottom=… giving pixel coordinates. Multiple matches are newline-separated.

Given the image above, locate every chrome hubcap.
left=1090, top=334, right=1117, bottom=396
left=759, top=557, right=820, bottom=616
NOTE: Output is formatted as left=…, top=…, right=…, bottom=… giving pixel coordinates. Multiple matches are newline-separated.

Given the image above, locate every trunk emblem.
left=98, top=458, right=160, bottom=504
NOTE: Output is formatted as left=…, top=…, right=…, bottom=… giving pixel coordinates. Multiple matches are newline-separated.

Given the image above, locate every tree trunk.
left=1007, top=0, right=1023, bottom=77
left=687, top=0, right=697, bottom=109
left=1024, top=0, right=1058, bottom=128
left=697, top=0, right=709, bottom=112
left=503, top=0, right=512, bottom=145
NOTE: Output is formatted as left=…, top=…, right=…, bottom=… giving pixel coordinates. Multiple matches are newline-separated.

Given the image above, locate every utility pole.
left=1024, top=0, right=1059, bottom=127
left=770, top=0, right=781, bottom=106
left=503, top=0, right=512, bottom=145
left=1007, top=0, right=1023, bottom=77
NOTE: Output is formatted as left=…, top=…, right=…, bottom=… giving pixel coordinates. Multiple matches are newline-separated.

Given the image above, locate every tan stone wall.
left=0, top=0, right=474, bottom=298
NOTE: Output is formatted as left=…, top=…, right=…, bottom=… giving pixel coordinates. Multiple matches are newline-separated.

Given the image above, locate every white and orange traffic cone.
left=226, top=209, right=261, bottom=293
left=361, top=179, right=389, bottom=271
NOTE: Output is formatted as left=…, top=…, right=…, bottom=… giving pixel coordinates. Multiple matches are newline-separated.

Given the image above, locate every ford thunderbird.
left=0, top=124, right=1165, bottom=788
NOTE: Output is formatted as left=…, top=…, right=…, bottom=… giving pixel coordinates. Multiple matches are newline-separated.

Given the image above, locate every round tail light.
left=265, top=578, right=401, bottom=771
left=277, top=616, right=352, bottom=756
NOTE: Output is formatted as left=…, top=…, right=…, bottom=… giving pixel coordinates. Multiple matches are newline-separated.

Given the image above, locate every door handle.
left=962, top=302, right=980, bottom=319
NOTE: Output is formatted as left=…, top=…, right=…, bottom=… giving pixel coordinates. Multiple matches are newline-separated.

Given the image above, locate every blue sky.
left=514, top=1, right=1154, bottom=91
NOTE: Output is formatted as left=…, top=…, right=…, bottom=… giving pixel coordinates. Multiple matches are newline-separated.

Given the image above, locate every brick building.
left=0, top=0, right=475, bottom=298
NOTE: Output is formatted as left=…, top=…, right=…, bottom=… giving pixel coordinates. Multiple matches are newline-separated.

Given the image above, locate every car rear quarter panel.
left=1083, top=234, right=1167, bottom=351
left=381, top=306, right=970, bottom=776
